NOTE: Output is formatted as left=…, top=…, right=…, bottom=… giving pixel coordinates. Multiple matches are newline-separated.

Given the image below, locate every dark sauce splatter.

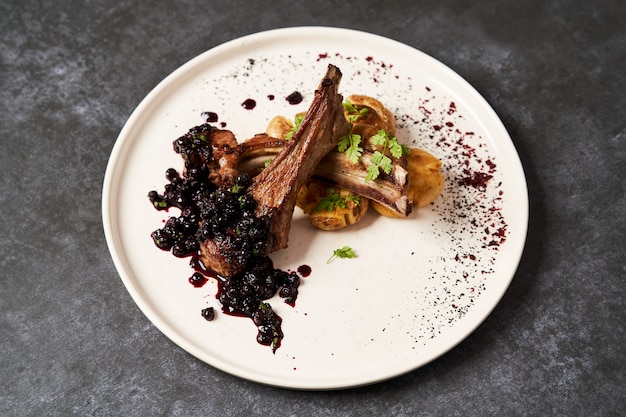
left=201, top=111, right=218, bottom=123
left=297, top=264, right=312, bottom=277
left=147, top=123, right=301, bottom=352
left=286, top=91, right=303, bottom=105
left=459, top=170, right=493, bottom=190
left=242, top=98, right=256, bottom=110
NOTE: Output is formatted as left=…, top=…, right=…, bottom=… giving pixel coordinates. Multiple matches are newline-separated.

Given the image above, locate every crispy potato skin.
left=296, top=180, right=369, bottom=230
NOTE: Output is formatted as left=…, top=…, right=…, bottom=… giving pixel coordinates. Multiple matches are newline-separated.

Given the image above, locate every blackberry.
left=165, top=167, right=180, bottom=182
left=149, top=122, right=304, bottom=351
left=201, top=307, right=215, bottom=321
left=151, top=228, right=172, bottom=250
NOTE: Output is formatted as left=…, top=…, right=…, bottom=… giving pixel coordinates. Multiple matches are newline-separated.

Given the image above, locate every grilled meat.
left=197, top=64, right=349, bottom=275
left=247, top=65, right=350, bottom=252
left=237, top=134, right=412, bottom=217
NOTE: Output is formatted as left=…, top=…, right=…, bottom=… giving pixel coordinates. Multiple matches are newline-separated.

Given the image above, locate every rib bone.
left=237, top=134, right=412, bottom=217
left=247, top=65, right=350, bottom=252
left=198, top=64, right=349, bottom=275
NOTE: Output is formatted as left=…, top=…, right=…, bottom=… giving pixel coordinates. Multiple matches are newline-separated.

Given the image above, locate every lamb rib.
left=198, top=64, right=350, bottom=275
left=248, top=64, right=350, bottom=252
left=237, top=134, right=412, bottom=217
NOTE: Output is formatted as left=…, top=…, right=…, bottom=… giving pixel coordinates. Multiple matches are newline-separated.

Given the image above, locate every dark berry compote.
left=148, top=123, right=300, bottom=352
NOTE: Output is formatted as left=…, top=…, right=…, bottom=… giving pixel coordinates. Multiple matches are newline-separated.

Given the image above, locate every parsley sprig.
left=365, top=129, right=411, bottom=182
left=284, top=114, right=304, bottom=140
left=327, top=246, right=356, bottom=263
left=337, top=133, right=363, bottom=164
left=342, top=100, right=369, bottom=122
left=313, top=188, right=360, bottom=212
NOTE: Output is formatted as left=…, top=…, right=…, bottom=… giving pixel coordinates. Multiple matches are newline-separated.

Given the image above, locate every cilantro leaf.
left=364, top=129, right=407, bottom=182
left=380, top=154, right=393, bottom=174
left=370, top=150, right=385, bottom=165
left=389, top=138, right=403, bottom=158
left=365, top=151, right=393, bottom=182
left=370, top=129, right=388, bottom=146
left=314, top=188, right=344, bottom=212
left=365, top=163, right=381, bottom=182
left=347, top=195, right=361, bottom=205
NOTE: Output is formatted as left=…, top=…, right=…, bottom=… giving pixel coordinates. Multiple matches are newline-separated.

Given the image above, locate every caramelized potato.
left=346, top=94, right=396, bottom=136
left=268, top=94, right=444, bottom=224
left=405, top=147, right=445, bottom=207
left=296, top=180, right=369, bottom=230
left=265, top=115, right=293, bottom=139
left=371, top=147, right=444, bottom=217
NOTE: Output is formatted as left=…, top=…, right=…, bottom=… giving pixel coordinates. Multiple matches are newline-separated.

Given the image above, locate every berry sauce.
left=286, top=91, right=303, bottom=105
left=200, top=111, right=218, bottom=123
left=241, top=98, right=256, bottom=110
left=148, top=123, right=301, bottom=352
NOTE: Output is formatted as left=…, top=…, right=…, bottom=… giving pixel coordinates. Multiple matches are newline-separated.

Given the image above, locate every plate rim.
left=102, top=25, right=529, bottom=390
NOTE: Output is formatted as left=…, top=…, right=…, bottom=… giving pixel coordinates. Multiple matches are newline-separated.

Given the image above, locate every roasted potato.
left=405, top=147, right=445, bottom=208
left=346, top=95, right=396, bottom=136
left=265, top=115, right=293, bottom=139
left=296, top=180, right=369, bottom=230
left=370, top=147, right=444, bottom=217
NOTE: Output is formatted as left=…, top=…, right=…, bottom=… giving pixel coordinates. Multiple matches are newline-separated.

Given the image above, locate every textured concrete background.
left=1, top=0, right=624, bottom=415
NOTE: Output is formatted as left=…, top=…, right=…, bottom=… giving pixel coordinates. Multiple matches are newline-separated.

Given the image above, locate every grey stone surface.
left=1, top=0, right=624, bottom=415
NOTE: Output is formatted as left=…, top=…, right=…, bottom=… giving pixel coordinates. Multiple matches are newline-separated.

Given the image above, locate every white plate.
left=102, top=27, right=528, bottom=389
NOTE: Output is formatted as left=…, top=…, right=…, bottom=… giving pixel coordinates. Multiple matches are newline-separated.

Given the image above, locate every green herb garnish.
left=342, top=100, right=369, bottom=122
left=327, top=246, right=356, bottom=263
left=365, top=129, right=410, bottom=182
left=337, top=133, right=363, bottom=164
left=284, top=114, right=305, bottom=140
left=314, top=189, right=360, bottom=212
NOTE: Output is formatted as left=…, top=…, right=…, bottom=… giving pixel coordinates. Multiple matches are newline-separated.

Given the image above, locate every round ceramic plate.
left=102, top=27, right=528, bottom=389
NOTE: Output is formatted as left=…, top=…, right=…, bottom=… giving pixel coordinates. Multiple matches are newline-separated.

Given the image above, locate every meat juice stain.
left=242, top=98, right=256, bottom=110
